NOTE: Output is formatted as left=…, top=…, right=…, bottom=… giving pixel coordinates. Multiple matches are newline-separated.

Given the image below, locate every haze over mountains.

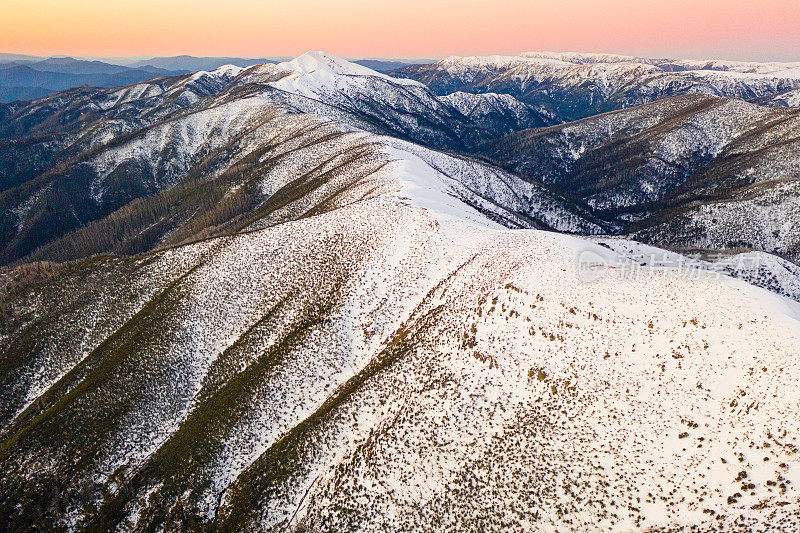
left=1, top=51, right=799, bottom=531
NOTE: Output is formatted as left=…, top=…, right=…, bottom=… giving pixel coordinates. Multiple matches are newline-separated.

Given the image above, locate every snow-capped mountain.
left=1, top=51, right=800, bottom=532
left=630, top=178, right=800, bottom=265
left=392, top=53, right=800, bottom=122
left=268, top=50, right=427, bottom=95
left=234, top=51, right=505, bottom=149
left=439, top=91, right=552, bottom=132
left=479, top=93, right=800, bottom=263
left=520, top=51, right=800, bottom=75
left=0, top=55, right=601, bottom=266
left=759, top=87, right=800, bottom=107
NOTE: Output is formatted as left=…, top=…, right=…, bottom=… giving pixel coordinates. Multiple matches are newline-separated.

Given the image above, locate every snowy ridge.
left=430, top=53, right=796, bottom=84
left=521, top=51, right=800, bottom=75
left=274, top=51, right=424, bottom=88
left=3, top=191, right=799, bottom=530
left=378, top=136, right=604, bottom=233
left=761, top=87, right=800, bottom=107
left=1, top=51, right=800, bottom=532
left=439, top=91, right=552, bottom=130
left=238, top=51, right=426, bottom=103
left=93, top=64, right=243, bottom=111
left=394, top=53, right=800, bottom=123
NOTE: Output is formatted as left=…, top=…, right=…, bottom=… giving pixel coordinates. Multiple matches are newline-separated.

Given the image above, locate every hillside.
left=392, top=53, right=800, bottom=123
left=0, top=52, right=607, bottom=266
left=478, top=94, right=800, bottom=263
left=2, top=120, right=799, bottom=533
left=1, top=52, right=799, bottom=532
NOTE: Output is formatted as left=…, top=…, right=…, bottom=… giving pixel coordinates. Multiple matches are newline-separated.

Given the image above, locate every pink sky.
left=1, top=0, right=799, bottom=61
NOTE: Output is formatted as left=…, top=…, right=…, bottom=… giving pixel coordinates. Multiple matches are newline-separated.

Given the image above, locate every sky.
left=1, top=0, right=799, bottom=61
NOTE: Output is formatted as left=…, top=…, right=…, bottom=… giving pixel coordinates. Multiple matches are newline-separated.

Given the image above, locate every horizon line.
left=3, top=50, right=800, bottom=65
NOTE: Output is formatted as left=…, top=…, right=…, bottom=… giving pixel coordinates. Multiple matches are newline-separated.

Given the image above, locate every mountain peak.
left=268, top=51, right=424, bottom=98
left=279, top=50, right=374, bottom=76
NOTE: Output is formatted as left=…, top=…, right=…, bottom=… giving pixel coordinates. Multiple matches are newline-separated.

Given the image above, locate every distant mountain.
left=0, top=59, right=183, bottom=102
left=0, top=86, right=52, bottom=102
left=391, top=53, right=800, bottom=122
left=129, top=55, right=278, bottom=72
left=137, top=64, right=172, bottom=73
left=1, top=51, right=799, bottom=532
left=0, top=53, right=44, bottom=64
left=352, top=59, right=422, bottom=72
left=478, top=93, right=800, bottom=264
left=0, top=64, right=101, bottom=91
left=0, top=58, right=187, bottom=102
left=25, top=57, right=129, bottom=75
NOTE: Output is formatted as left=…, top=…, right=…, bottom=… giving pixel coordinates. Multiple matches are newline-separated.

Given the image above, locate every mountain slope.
left=3, top=107, right=600, bottom=267
left=479, top=94, right=800, bottom=262
left=439, top=91, right=551, bottom=133
left=758, top=87, right=800, bottom=107
left=0, top=66, right=251, bottom=262
left=1, top=51, right=800, bottom=532
left=629, top=178, right=800, bottom=263
left=0, top=53, right=601, bottom=266
left=1, top=155, right=798, bottom=531
left=0, top=86, right=51, bottom=102
left=392, top=53, right=800, bottom=123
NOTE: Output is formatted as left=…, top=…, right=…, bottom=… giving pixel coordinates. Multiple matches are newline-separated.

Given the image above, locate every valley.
left=0, top=51, right=799, bottom=531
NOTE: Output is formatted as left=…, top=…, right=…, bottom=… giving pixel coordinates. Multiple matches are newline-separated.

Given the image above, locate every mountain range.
left=1, top=51, right=799, bottom=531
left=0, top=57, right=186, bottom=103
left=477, top=93, right=800, bottom=263
left=393, top=52, right=800, bottom=122
left=0, top=55, right=430, bottom=103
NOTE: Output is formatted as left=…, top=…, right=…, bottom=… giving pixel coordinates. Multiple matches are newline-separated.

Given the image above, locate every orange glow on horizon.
left=1, top=0, right=799, bottom=61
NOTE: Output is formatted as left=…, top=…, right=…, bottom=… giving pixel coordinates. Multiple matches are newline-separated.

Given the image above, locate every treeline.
left=24, top=165, right=259, bottom=265
left=0, top=260, right=57, bottom=324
